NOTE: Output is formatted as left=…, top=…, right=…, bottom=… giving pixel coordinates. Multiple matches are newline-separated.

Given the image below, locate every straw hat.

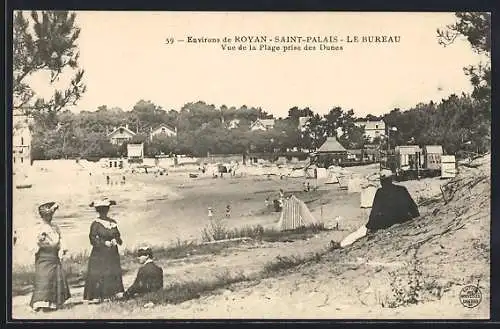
left=89, top=198, right=117, bottom=208
left=38, top=202, right=59, bottom=216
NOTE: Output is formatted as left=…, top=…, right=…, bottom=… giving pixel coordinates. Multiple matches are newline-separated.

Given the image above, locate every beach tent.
left=277, top=195, right=320, bottom=231
left=326, top=169, right=339, bottom=184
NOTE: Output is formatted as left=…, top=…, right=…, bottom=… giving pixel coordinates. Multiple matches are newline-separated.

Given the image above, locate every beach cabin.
left=127, top=143, right=144, bottom=163
left=395, top=145, right=423, bottom=171
left=107, top=158, right=126, bottom=169
left=316, top=137, right=348, bottom=167
left=441, top=155, right=457, bottom=179
left=423, top=145, right=443, bottom=172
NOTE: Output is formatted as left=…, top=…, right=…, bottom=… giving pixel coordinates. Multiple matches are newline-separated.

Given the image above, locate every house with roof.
left=107, top=124, right=136, bottom=145
left=355, top=119, right=386, bottom=141
left=316, top=136, right=348, bottom=166
left=250, top=118, right=276, bottom=131
left=149, top=124, right=177, bottom=141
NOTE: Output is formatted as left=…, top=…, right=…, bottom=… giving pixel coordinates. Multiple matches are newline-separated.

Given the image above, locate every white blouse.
left=29, top=222, right=65, bottom=254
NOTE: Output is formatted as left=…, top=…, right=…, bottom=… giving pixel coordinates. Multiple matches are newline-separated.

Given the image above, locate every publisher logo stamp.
left=459, top=285, right=482, bottom=308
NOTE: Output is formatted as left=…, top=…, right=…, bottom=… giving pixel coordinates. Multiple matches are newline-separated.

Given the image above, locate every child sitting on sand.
left=208, top=207, right=214, bottom=220
left=123, top=247, right=163, bottom=299
left=225, top=205, right=231, bottom=218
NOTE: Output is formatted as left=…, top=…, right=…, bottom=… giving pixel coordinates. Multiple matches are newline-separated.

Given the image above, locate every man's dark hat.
left=137, top=246, right=153, bottom=258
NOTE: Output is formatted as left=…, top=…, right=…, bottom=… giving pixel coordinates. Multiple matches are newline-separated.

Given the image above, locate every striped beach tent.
left=277, top=195, right=319, bottom=231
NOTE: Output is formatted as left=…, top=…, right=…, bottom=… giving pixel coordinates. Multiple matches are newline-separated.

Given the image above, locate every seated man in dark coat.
left=124, top=247, right=163, bottom=298
left=335, top=169, right=420, bottom=248
left=366, top=169, right=420, bottom=232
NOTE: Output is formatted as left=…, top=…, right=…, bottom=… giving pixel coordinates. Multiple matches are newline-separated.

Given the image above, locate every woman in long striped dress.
left=30, top=202, right=71, bottom=312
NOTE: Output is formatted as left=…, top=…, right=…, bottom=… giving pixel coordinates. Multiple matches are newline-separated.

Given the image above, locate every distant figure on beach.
left=123, top=247, right=163, bottom=299
left=208, top=207, right=214, bottom=220
left=225, top=205, right=231, bottom=218
left=122, top=176, right=126, bottom=184
left=30, top=202, right=71, bottom=312
left=84, top=198, right=124, bottom=303
left=278, top=189, right=285, bottom=208
left=106, top=175, right=110, bottom=185
left=334, top=169, right=420, bottom=249
left=273, top=199, right=282, bottom=212
left=265, top=197, right=270, bottom=208
left=13, top=230, right=17, bottom=246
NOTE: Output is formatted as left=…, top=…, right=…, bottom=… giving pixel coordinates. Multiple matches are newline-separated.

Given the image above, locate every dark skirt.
left=30, top=247, right=71, bottom=309
left=83, top=245, right=124, bottom=300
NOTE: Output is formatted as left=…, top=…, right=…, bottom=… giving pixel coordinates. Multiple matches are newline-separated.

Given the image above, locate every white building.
left=150, top=124, right=177, bottom=141
left=355, top=120, right=386, bottom=141
left=250, top=119, right=275, bottom=131
left=298, top=116, right=310, bottom=132
left=12, top=114, right=33, bottom=173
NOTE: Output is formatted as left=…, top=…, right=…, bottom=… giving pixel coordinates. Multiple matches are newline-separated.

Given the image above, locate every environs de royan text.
left=185, top=35, right=401, bottom=43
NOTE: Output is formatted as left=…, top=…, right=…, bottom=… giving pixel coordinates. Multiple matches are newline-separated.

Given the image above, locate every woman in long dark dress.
left=83, top=198, right=124, bottom=302
left=30, top=202, right=71, bottom=312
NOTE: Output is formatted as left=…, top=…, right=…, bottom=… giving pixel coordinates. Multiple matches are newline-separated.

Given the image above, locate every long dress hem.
left=29, top=247, right=71, bottom=310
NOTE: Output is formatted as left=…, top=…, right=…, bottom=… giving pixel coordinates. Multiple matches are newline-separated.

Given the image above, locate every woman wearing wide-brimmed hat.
left=83, top=198, right=124, bottom=302
left=30, top=202, right=71, bottom=312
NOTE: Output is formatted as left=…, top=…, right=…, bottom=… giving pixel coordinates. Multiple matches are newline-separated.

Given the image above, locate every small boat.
left=16, top=184, right=32, bottom=189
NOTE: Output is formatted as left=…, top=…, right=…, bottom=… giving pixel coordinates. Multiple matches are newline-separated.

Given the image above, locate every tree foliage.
left=29, top=93, right=490, bottom=160
left=13, top=11, right=86, bottom=128
left=438, top=12, right=491, bottom=104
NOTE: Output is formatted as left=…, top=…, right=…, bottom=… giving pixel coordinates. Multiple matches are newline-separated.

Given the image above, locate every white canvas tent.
left=277, top=195, right=321, bottom=231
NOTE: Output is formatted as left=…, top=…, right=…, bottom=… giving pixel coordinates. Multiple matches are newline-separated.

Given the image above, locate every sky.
left=25, top=11, right=488, bottom=118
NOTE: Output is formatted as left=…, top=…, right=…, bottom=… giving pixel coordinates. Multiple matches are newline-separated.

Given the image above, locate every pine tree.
left=13, top=11, right=86, bottom=125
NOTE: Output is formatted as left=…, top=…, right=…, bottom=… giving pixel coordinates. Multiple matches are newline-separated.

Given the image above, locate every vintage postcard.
left=10, top=11, right=491, bottom=320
